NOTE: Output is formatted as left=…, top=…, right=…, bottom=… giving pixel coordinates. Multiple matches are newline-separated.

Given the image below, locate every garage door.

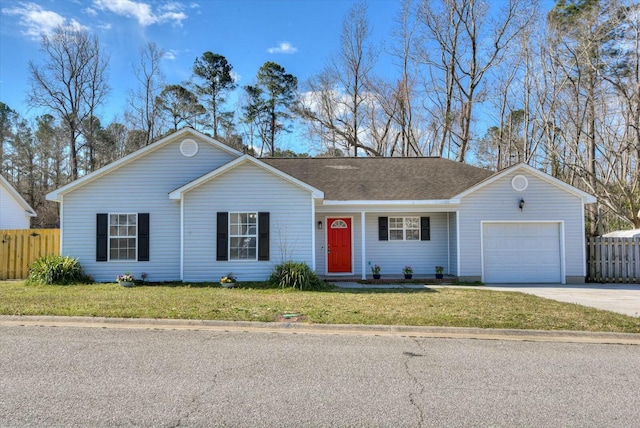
left=483, top=223, right=562, bottom=283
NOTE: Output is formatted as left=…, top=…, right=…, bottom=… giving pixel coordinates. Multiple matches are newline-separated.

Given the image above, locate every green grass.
left=1, top=280, right=639, bottom=333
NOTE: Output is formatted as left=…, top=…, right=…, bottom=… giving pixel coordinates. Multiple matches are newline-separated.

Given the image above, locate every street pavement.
left=1, top=324, right=639, bottom=427
left=334, top=282, right=640, bottom=317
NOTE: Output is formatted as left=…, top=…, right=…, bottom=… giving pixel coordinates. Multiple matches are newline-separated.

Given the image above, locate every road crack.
left=403, top=337, right=426, bottom=427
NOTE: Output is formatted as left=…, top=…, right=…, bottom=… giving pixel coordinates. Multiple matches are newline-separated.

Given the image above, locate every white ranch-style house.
left=47, top=128, right=596, bottom=284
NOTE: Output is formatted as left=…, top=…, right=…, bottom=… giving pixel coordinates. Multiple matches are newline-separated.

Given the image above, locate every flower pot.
left=119, top=281, right=134, bottom=288
left=404, top=274, right=413, bottom=280
left=372, top=274, right=381, bottom=280
left=435, top=273, right=444, bottom=279
left=220, top=281, right=236, bottom=288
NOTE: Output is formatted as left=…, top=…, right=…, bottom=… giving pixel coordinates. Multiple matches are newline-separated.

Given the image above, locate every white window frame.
left=108, top=213, right=138, bottom=261
left=229, top=212, right=258, bottom=261
left=389, top=216, right=420, bottom=241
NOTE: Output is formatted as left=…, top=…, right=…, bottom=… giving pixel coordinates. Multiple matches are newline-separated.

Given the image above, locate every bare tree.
left=417, top=0, right=535, bottom=162
left=297, top=1, right=377, bottom=156
left=28, top=26, right=110, bottom=180
left=127, top=42, right=165, bottom=147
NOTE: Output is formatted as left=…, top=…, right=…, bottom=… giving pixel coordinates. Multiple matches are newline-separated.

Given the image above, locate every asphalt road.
left=1, top=325, right=639, bottom=427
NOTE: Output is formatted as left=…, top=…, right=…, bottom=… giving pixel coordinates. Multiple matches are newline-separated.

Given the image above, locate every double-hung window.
left=109, top=214, right=137, bottom=260
left=229, top=212, right=257, bottom=260
left=389, top=216, right=420, bottom=241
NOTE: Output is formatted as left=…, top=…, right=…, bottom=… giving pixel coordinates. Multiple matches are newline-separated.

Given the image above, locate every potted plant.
left=117, top=273, right=135, bottom=287
left=371, top=264, right=381, bottom=280
left=402, top=265, right=413, bottom=279
left=220, top=273, right=237, bottom=288
left=435, top=266, right=444, bottom=279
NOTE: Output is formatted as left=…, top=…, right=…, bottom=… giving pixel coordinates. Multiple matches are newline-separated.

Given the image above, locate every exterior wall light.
left=519, top=199, right=525, bottom=211
left=317, top=220, right=323, bottom=229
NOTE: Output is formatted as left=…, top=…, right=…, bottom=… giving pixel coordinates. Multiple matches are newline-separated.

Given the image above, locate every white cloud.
left=267, top=41, right=298, bottom=54
left=92, top=0, right=187, bottom=26
left=2, top=3, right=88, bottom=39
left=163, top=49, right=177, bottom=60
left=231, top=71, right=241, bottom=83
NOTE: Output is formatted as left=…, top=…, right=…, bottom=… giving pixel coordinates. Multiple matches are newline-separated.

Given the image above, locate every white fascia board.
left=453, top=163, right=597, bottom=204
left=322, top=199, right=460, bottom=206
left=46, top=127, right=243, bottom=202
left=1, top=175, right=37, bottom=216
left=169, top=155, right=324, bottom=200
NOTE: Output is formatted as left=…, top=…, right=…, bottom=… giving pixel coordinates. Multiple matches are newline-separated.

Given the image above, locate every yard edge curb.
left=1, top=315, right=639, bottom=345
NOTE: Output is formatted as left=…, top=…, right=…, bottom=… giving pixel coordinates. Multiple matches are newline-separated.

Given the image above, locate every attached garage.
left=482, top=222, right=562, bottom=283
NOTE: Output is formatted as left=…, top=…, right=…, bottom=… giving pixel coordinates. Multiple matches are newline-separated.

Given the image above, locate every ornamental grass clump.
left=27, top=255, right=88, bottom=285
left=268, top=261, right=327, bottom=290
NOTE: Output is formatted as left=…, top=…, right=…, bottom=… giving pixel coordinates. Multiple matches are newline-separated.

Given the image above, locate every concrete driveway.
left=481, top=283, right=640, bottom=318
left=335, top=282, right=640, bottom=317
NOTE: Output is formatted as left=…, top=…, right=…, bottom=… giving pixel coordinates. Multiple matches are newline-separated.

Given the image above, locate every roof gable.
left=47, top=128, right=243, bottom=202
left=169, top=155, right=324, bottom=200
left=0, top=175, right=37, bottom=217
left=262, top=157, right=494, bottom=201
left=453, top=163, right=597, bottom=203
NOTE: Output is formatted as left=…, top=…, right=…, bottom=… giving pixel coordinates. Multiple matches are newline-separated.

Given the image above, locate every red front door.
left=327, top=218, right=352, bottom=273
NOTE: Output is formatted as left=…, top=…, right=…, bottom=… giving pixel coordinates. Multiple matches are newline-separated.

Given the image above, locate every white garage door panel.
left=483, top=223, right=561, bottom=283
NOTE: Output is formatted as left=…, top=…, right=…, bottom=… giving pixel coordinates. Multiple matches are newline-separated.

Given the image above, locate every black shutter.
left=421, top=216, right=431, bottom=241
left=216, top=212, right=228, bottom=261
left=378, top=217, right=388, bottom=241
left=138, top=213, right=150, bottom=261
left=96, top=213, right=108, bottom=262
left=258, top=212, right=270, bottom=261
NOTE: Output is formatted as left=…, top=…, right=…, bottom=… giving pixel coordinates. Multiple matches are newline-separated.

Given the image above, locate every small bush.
left=27, top=255, right=88, bottom=285
left=268, top=261, right=328, bottom=290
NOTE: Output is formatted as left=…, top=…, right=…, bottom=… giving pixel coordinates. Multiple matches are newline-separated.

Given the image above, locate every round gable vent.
left=180, top=139, right=199, bottom=157
left=511, top=175, right=528, bottom=192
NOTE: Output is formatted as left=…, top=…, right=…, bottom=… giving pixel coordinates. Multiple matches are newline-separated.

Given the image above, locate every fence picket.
left=586, top=237, right=640, bottom=283
left=0, top=229, right=60, bottom=280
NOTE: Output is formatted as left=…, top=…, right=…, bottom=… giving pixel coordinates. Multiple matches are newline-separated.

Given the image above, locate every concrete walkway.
left=333, top=282, right=640, bottom=318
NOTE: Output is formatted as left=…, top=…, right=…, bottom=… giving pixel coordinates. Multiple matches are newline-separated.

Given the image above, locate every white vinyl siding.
left=0, top=183, right=31, bottom=229
left=60, top=137, right=237, bottom=282
left=366, top=212, right=449, bottom=276
left=182, top=162, right=314, bottom=282
left=458, top=170, right=585, bottom=283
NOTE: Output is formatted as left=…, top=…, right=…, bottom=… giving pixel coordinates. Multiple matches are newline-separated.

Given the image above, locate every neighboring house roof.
left=262, top=157, right=494, bottom=201
left=453, top=162, right=597, bottom=204
left=0, top=174, right=37, bottom=217
left=602, top=229, right=640, bottom=238
left=169, top=155, right=324, bottom=200
left=46, top=127, right=243, bottom=202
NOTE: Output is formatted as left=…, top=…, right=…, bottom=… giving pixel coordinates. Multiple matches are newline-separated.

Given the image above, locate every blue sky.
left=0, top=0, right=398, bottom=124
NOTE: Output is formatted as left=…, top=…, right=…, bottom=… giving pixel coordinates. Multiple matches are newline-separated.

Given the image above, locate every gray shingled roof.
left=261, top=157, right=495, bottom=201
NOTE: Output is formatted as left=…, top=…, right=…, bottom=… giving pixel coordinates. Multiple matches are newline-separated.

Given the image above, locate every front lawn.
left=1, top=281, right=639, bottom=333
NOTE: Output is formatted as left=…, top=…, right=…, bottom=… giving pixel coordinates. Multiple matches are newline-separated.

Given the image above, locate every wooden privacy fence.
left=0, top=229, right=60, bottom=280
left=587, top=237, right=640, bottom=283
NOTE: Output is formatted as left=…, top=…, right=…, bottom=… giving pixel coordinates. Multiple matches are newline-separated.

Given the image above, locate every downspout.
left=180, top=197, right=184, bottom=281
left=456, top=211, right=461, bottom=277
left=361, top=211, right=366, bottom=280
left=311, top=195, right=316, bottom=271
left=59, top=197, right=64, bottom=254
left=447, top=212, right=450, bottom=274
